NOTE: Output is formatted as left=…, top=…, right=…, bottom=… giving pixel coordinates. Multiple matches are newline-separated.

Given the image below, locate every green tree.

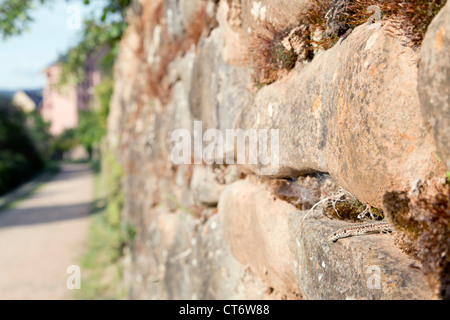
left=75, top=77, right=113, bottom=159
left=0, top=0, right=130, bottom=155
left=0, top=0, right=130, bottom=86
left=50, top=128, right=78, bottom=157
left=1, top=0, right=130, bottom=86
left=76, top=110, right=102, bottom=159
left=26, top=110, right=51, bottom=158
left=0, top=0, right=49, bottom=39
left=0, top=0, right=130, bottom=39
left=58, top=18, right=127, bottom=86
left=0, top=100, right=44, bottom=195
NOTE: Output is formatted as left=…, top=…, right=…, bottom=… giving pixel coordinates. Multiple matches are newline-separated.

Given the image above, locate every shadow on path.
left=0, top=202, right=92, bottom=229
left=0, top=162, right=94, bottom=300
left=0, top=163, right=94, bottom=229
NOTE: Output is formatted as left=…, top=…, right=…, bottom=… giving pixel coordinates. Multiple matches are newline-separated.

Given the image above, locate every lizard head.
left=328, top=232, right=339, bottom=242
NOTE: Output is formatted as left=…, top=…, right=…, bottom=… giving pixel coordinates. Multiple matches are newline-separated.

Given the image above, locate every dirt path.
left=0, top=163, right=92, bottom=300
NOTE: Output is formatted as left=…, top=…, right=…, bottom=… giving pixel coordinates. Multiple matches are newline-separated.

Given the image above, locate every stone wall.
left=107, top=0, right=450, bottom=299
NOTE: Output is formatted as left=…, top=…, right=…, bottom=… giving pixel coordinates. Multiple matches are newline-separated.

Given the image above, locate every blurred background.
left=0, top=0, right=131, bottom=300
left=0, top=0, right=128, bottom=175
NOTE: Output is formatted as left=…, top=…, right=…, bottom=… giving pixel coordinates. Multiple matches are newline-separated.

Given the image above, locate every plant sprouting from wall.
left=311, top=0, right=447, bottom=47
left=249, top=0, right=447, bottom=87
left=249, top=23, right=299, bottom=85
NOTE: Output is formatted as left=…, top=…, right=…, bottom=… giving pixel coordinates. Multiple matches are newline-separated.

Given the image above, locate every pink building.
left=40, top=53, right=103, bottom=136
left=40, top=64, right=78, bottom=136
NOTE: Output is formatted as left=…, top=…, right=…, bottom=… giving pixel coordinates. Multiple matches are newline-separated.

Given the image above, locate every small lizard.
left=328, top=221, right=393, bottom=242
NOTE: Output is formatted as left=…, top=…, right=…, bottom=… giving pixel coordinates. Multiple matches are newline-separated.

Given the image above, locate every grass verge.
left=74, top=167, right=127, bottom=300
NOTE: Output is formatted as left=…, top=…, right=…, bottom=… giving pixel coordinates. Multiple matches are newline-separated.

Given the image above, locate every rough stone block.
left=236, top=23, right=445, bottom=207
left=289, top=210, right=435, bottom=299
left=219, top=180, right=302, bottom=298
left=419, top=2, right=450, bottom=171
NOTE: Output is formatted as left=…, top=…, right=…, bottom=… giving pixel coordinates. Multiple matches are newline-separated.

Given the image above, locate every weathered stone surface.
left=219, top=179, right=302, bottom=299
left=164, top=0, right=209, bottom=39
left=164, top=0, right=184, bottom=39
left=189, top=28, right=252, bottom=133
left=190, top=165, right=226, bottom=206
left=107, top=18, right=144, bottom=151
left=240, top=0, right=308, bottom=41
left=418, top=2, right=450, bottom=171
left=168, top=51, right=196, bottom=134
left=216, top=0, right=248, bottom=66
left=289, top=210, right=435, bottom=300
left=108, top=0, right=447, bottom=301
left=124, top=207, right=282, bottom=299
left=236, top=23, right=445, bottom=207
left=189, top=212, right=283, bottom=299
left=179, top=0, right=207, bottom=30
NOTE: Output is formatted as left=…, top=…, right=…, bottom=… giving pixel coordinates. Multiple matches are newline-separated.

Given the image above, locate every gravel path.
left=0, top=163, right=92, bottom=300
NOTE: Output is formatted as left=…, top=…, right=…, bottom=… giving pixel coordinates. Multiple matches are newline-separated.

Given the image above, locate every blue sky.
left=0, top=1, right=100, bottom=90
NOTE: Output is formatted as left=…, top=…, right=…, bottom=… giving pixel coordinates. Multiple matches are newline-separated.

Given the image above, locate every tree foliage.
left=0, top=0, right=50, bottom=39
left=27, top=109, right=51, bottom=158
left=75, top=77, right=113, bottom=157
left=0, top=98, right=44, bottom=195
left=76, top=110, right=103, bottom=156
left=0, top=0, right=131, bottom=39
left=82, top=0, right=130, bottom=22
left=0, top=0, right=129, bottom=159
left=50, top=128, right=78, bottom=154
left=0, top=0, right=130, bottom=85
left=58, top=18, right=126, bottom=85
